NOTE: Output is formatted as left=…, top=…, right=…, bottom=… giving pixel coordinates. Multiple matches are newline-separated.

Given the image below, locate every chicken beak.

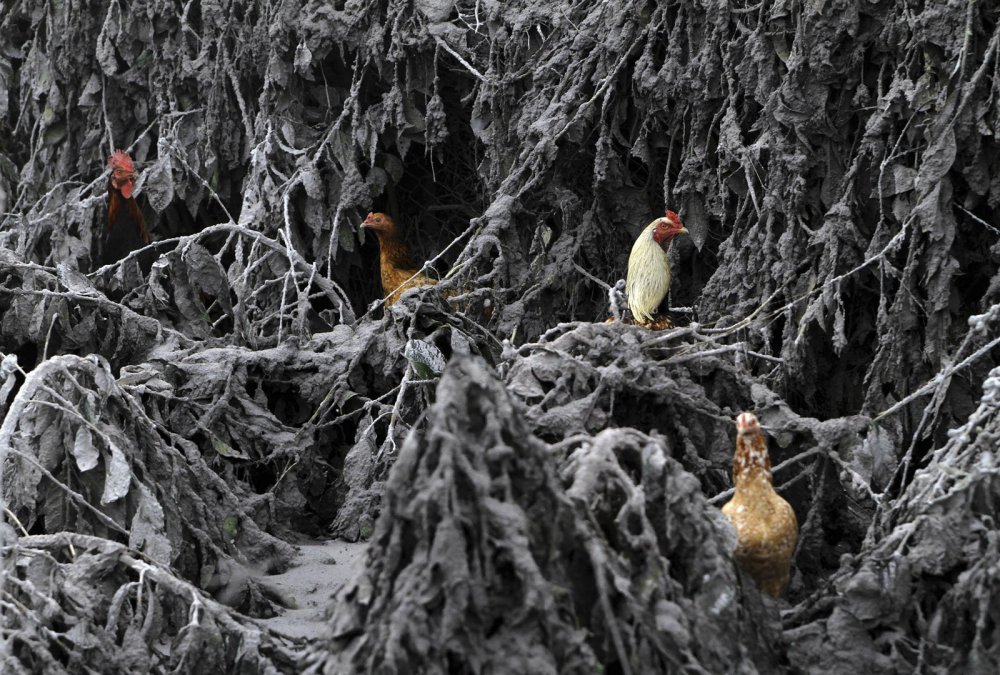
left=677, top=226, right=689, bottom=235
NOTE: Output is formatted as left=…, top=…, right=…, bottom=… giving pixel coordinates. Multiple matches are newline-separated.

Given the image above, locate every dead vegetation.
left=2, top=0, right=1000, bottom=672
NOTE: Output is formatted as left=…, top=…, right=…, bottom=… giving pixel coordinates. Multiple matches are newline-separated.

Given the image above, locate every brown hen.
left=362, top=212, right=438, bottom=307
left=721, top=412, right=798, bottom=597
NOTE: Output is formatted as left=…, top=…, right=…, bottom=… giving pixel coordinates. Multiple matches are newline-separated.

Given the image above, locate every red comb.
left=665, top=210, right=680, bottom=220
left=108, top=149, right=135, bottom=172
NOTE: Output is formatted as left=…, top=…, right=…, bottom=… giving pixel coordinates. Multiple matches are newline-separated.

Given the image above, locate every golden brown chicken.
left=362, top=212, right=438, bottom=306
left=721, top=412, right=798, bottom=597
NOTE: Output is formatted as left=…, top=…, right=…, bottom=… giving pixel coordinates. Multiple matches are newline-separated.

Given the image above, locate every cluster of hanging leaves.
left=0, top=353, right=300, bottom=670
left=310, top=357, right=785, bottom=674
left=1, top=0, right=1000, bottom=671
left=0, top=353, right=295, bottom=574
left=0, top=291, right=490, bottom=669
left=310, top=322, right=895, bottom=672
left=505, top=322, right=879, bottom=587
left=0, top=532, right=301, bottom=674
left=785, top=362, right=1000, bottom=673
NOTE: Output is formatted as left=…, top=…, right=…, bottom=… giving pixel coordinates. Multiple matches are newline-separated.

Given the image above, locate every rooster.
left=721, top=412, right=798, bottom=597
left=100, top=150, right=150, bottom=266
left=362, top=212, right=438, bottom=306
left=625, top=210, right=687, bottom=326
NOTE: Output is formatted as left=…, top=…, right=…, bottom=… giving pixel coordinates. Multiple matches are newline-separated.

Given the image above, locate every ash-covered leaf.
left=382, top=154, right=405, bottom=184
left=849, top=423, right=897, bottom=492
left=878, top=163, right=917, bottom=198
left=404, top=338, right=446, bottom=379
left=337, top=217, right=356, bottom=254
left=146, top=258, right=172, bottom=307
left=419, top=0, right=455, bottom=22
left=0, top=58, right=10, bottom=119
left=78, top=73, right=101, bottom=107
left=223, top=515, right=239, bottom=542
left=57, top=262, right=99, bottom=296
left=94, top=5, right=119, bottom=75
left=0, top=352, right=17, bottom=414
left=294, top=41, right=314, bottom=76
left=142, top=156, right=175, bottom=214
left=300, top=162, right=324, bottom=200
left=72, top=426, right=99, bottom=472
left=210, top=433, right=250, bottom=460
left=42, top=120, right=66, bottom=146
left=916, top=127, right=956, bottom=194
left=129, top=483, right=172, bottom=564
left=100, top=440, right=131, bottom=505
left=182, top=244, right=229, bottom=302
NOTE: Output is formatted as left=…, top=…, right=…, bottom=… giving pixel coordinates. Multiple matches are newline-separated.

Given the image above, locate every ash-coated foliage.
left=310, top=357, right=786, bottom=674
left=2, top=0, right=1000, bottom=672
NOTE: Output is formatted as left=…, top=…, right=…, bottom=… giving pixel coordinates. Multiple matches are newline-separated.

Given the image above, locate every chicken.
left=101, top=150, right=150, bottom=266
left=625, top=210, right=687, bottom=325
left=721, top=412, right=798, bottom=597
left=362, top=212, right=438, bottom=306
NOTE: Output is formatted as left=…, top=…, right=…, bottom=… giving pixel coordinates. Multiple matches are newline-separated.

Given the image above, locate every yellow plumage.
left=626, top=219, right=673, bottom=324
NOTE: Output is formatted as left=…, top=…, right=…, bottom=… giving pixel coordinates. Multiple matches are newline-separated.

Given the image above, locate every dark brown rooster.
left=100, top=150, right=150, bottom=266
left=362, top=212, right=438, bottom=306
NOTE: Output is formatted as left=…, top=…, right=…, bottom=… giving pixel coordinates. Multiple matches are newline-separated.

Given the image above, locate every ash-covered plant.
left=785, top=364, right=1000, bottom=674
left=2, top=0, right=1000, bottom=671
left=0, top=353, right=293, bottom=589
left=310, top=357, right=784, bottom=674
left=504, top=320, right=882, bottom=593
left=0, top=533, right=302, bottom=674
